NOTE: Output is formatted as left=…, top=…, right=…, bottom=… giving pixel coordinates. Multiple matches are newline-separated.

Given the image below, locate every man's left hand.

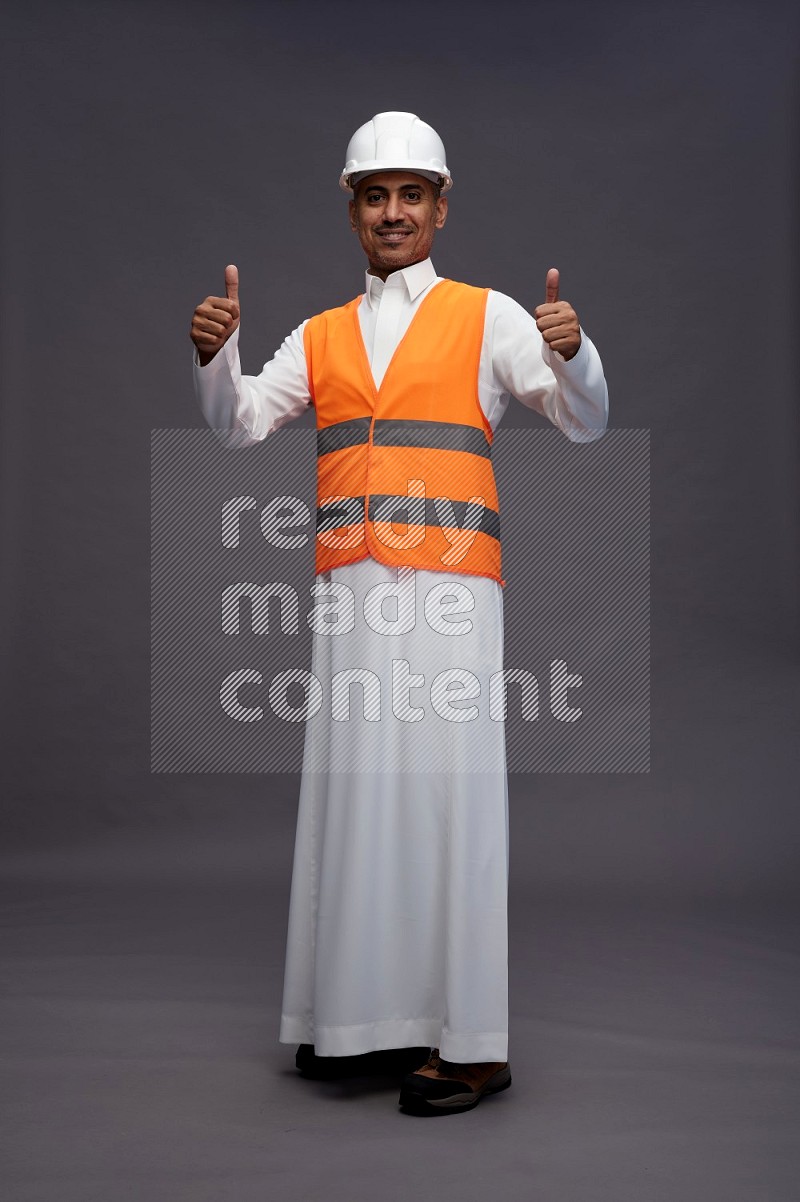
left=533, top=268, right=581, bottom=361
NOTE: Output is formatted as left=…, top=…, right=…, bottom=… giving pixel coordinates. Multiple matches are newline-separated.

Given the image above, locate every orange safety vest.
left=303, top=278, right=504, bottom=585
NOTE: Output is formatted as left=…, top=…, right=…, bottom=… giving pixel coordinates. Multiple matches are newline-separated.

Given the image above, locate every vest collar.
left=364, top=257, right=438, bottom=310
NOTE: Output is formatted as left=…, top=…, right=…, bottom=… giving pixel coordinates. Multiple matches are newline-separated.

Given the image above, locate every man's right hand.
left=190, top=264, right=240, bottom=366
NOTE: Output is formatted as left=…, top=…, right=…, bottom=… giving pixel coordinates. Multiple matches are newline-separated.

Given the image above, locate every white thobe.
left=193, top=257, right=608, bottom=1061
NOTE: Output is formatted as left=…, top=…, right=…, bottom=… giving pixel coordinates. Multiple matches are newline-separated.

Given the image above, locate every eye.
left=404, top=190, right=422, bottom=201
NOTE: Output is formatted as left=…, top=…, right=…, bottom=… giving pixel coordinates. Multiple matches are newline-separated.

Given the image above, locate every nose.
left=383, top=193, right=404, bottom=223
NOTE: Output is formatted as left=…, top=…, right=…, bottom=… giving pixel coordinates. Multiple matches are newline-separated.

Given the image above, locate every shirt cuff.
left=542, top=326, right=589, bottom=373
left=192, top=326, right=241, bottom=377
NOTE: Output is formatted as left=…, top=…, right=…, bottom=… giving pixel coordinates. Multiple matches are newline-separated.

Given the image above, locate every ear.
left=434, top=195, right=448, bottom=230
left=348, top=198, right=357, bottom=231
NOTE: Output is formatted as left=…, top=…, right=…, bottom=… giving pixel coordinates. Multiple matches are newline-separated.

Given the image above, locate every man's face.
left=348, top=171, right=448, bottom=279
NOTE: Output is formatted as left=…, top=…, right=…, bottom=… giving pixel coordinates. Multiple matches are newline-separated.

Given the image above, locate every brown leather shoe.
left=398, top=1048, right=512, bottom=1115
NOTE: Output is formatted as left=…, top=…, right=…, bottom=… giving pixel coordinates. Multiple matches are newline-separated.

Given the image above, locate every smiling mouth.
left=376, top=230, right=412, bottom=243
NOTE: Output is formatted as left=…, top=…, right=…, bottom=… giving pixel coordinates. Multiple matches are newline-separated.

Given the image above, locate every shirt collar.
left=364, top=257, right=438, bottom=309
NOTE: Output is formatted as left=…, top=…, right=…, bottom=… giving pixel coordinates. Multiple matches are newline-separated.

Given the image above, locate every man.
left=191, top=111, right=608, bottom=1116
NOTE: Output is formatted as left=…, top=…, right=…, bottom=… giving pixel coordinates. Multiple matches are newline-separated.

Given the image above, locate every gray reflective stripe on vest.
left=316, top=418, right=371, bottom=457
left=317, top=496, right=365, bottom=532
left=318, top=495, right=499, bottom=540
left=368, top=494, right=500, bottom=540
left=316, top=418, right=491, bottom=458
left=372, top=420, right=491, bottom=458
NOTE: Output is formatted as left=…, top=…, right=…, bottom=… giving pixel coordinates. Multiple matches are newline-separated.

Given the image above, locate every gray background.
left=1, top=1, right=798, bottom=1198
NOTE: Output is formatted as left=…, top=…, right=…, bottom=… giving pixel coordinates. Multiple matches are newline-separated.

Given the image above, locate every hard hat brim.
left=340, top=162, right=453, bottom=193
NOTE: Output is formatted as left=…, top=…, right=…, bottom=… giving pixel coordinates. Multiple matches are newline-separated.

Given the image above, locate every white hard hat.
left=339, top=111, right=452, bottom=193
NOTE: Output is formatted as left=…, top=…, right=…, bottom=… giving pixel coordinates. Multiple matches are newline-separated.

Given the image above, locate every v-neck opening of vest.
left=352, top=277, right=446, bottom=402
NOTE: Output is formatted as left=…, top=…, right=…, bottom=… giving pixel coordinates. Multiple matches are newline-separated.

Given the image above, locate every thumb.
left=225, top=263, right=239, bottom=305
left=545, top=267, right=559, bottom=304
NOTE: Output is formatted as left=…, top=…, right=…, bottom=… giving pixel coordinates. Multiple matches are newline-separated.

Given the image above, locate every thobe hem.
left=278, top=1013, right=509, bottom=1063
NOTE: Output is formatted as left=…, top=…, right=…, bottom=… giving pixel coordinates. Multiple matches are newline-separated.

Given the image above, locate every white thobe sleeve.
left=481, top=290, right=609, bottom=441
left=192, top=321, right=312, bottom=449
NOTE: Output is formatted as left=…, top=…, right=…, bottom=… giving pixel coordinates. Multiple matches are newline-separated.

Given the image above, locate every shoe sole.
left=398, top=1066, right=512, bottom=1116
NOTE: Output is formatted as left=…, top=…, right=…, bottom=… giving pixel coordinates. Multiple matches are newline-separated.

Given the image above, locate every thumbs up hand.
left=190, top=264, right=241, bottom=366
left=533, top=267, right=582, bottom=361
